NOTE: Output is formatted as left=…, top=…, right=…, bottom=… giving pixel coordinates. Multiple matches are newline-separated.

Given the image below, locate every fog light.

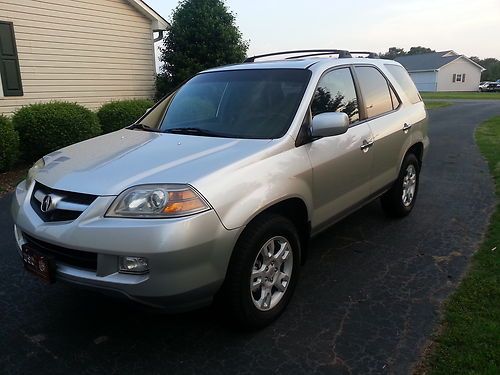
left=119, top=256, right=150, bottom=274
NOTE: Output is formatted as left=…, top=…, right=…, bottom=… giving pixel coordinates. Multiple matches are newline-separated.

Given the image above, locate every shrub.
left=97, top=99, right=154, bottom=133
left=0, top=115, right=20, bottom=172
left=12, top=102, right=101, bottom=163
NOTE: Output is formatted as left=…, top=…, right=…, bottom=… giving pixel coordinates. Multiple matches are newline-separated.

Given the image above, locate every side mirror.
left=311, top=112, right=349, bottom=138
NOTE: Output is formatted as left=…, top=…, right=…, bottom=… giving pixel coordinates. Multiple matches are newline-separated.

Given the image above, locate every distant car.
left=479, top=82, right=499, bottom=92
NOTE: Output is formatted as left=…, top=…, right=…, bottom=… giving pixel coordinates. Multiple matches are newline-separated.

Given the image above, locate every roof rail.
left=244, top=49, right=378, bottom=63
left=349, top=51, right=380, bottom=59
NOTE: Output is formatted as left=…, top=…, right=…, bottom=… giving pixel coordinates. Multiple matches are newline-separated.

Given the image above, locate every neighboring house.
left=0, top=0, right=169, bottom=116
left=395, top=51, right=485, bottom=92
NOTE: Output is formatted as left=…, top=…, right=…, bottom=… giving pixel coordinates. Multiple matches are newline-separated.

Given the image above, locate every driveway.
left=1, top=101, right=499, bottom=375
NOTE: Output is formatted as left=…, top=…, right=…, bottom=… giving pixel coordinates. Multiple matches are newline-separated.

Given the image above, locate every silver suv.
left=12, top=50, right=428, bottom=328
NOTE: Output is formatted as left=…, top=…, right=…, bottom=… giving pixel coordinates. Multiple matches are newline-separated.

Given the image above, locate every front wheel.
left=381, top=153, right=420, bottom=217
left=219, top=214, right=301, bottom=329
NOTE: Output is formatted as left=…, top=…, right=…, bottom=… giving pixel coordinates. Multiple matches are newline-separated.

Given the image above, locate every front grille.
left=31, top=182, right=97, bottom=222
left=23, top=233, right=98, bottom=271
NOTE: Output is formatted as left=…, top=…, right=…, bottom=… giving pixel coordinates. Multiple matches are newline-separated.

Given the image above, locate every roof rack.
left=244, top=49, right=379, bottom=63
left=349, top=51, right=380, bottom=59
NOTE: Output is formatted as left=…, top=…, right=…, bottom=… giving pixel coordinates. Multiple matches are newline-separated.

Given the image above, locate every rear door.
left=306, top=67, right=374, bottom=228
left=353, top=65, right=411, bottom=194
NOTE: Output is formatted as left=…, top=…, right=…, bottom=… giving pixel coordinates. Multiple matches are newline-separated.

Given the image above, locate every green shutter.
left=0, top=21, right=23, bottom=96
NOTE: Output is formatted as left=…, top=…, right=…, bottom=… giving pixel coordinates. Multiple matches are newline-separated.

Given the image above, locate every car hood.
left=35, top=129, right=275, bottom=195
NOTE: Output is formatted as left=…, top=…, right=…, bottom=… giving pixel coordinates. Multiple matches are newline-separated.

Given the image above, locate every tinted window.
left=355, top=66, right=393, bottom=118
left=311, top=68, right=359, bottom=124
left=384, top=64, right=421, bottom=104
left=144, top=69, right=311, bottom=139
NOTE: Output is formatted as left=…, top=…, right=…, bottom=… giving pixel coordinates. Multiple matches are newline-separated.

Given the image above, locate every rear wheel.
left=381, top=153, right=420, bottom=217
left=219, top=214, right=301, bottom=329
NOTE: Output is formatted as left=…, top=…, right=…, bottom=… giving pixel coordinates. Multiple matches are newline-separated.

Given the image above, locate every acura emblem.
left=41, top=195, right=54, bottom=213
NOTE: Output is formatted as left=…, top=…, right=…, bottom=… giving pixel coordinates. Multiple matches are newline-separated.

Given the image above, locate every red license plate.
left=21, top=244, right=55, bottom=283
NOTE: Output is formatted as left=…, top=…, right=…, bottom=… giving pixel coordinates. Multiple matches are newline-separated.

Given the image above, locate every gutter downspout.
left=153, top=30, right=164, bottom=43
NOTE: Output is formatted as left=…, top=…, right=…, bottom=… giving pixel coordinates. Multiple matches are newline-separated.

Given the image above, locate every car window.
left=355, top=66, right=393, bottom=118
left=165, top=81, right=227, bottom=124
left=384, top=64, right=421, bottom=104
left=311, top=67, right=359, bottom=124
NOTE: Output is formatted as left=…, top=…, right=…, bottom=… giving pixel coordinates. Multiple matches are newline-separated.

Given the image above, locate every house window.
left=452, top=73, right=466, bottom=83
left=0, top=21, right=23, bottom=96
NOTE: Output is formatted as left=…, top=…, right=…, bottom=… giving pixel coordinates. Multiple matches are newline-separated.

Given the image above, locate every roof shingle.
left=395, top=51, right=459, bottom=71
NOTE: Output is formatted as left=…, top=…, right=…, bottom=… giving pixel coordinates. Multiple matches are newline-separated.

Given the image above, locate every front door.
left=305, top=67, right=374, bottom=229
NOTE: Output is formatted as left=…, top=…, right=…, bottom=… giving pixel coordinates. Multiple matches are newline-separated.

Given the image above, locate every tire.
left=381, top=153, right=420, bottom=217
left=219, top=214, right=301, bottom=329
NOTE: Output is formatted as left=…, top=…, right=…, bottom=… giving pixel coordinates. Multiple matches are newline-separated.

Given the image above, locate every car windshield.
left=140, top=69, right=311, bottom=139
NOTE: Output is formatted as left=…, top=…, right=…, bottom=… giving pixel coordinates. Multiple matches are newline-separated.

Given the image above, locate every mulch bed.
left=0, top=166, right=28, bottom=198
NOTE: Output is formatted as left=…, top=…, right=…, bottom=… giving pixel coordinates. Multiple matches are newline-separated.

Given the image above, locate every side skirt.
left=310, top=182, right=394, bottom=238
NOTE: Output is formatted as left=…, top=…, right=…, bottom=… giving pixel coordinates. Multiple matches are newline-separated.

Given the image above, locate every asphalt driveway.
left=1, top=101, right=499, bottom=375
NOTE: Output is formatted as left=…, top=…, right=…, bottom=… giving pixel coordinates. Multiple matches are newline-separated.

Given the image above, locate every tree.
left=156, top=0, right=248, bottom=98
left=379, top=46, right=435, bottom=60
left=407, top=46, right=435, bottom=55
left=379, top=47, right=406, bottom=60
left=471, top=56, right=500, bottom=81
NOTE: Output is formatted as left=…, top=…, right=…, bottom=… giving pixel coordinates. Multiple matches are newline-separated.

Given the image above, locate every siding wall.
left=408, top=71, right=437, bottom=92
left=0, top=0, right=156, bottom=116
left=437, top=57, right=482, bottom=92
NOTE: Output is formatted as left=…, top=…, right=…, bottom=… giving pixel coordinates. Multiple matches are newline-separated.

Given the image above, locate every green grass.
left=421, top=91, right=500, bottom=100
left=425, top=101, right=453, bottom=110
left=427, top=116, right=500, bottom=374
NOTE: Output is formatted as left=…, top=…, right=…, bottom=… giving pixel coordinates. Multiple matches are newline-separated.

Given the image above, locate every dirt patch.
left=0, top=166, right=28, bottom=198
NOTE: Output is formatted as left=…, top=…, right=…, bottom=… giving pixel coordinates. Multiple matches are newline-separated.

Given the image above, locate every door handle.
left=360, top=139, right=374, bottom=152
left=403, top=123, right=412, bottom=133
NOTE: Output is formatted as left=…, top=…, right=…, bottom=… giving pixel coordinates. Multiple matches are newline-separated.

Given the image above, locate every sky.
left=144, top=0, right=499, bottom=67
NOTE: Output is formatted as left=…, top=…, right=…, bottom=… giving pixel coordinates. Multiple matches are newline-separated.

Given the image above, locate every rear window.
left=385, top=64, right=421, bottom=104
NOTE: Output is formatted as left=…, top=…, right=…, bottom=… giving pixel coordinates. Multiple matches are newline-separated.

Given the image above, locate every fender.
left=194, top=139, right=314, bottom=230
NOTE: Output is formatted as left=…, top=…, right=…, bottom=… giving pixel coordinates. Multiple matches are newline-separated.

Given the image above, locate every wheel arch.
left=406, top=142, right=424, bottom=167
left=233, top=197, right=311, bottom=265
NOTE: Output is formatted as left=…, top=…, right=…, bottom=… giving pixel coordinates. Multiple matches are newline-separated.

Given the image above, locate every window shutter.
left=452, top=74, right=456, bottom=82
left=0, top=21, right=23, bottom=96
left=462, top=73, right=466, bottom=82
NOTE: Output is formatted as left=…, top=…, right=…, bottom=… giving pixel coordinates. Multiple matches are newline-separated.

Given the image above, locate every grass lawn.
left=425, top=101, right=453, bottom=110
left=425, top=116, right=500, bottom=374
left=421, top=91, right=500, bottom=100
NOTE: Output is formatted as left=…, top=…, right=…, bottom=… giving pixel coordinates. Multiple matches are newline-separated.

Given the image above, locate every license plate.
left=21, top=244, right=55, bottom=283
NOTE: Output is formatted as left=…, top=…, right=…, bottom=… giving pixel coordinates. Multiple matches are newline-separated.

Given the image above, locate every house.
left=0, top=0, right=169, bottom=116
left=395, top=51, right=485, bottom=92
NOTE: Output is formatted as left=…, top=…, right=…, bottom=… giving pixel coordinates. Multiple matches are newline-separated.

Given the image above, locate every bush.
left=12, top=102, right=101, bottom=163
left=0, top=115, right=20, bottom=172
left=97, top=99, right=154, bottom=133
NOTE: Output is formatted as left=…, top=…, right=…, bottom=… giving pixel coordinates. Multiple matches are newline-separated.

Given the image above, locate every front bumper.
left=11, top=181, right=241, bottom=311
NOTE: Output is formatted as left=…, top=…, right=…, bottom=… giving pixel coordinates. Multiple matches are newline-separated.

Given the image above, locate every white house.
left=0, top=0, right=169, bottom=116
left=395, top=51, right=485, bottom=92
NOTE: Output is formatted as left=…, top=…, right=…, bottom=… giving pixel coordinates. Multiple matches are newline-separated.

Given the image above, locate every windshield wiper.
left=164, top=127, right=231, bottom=137
left=128, top=123, right=162, bottom=132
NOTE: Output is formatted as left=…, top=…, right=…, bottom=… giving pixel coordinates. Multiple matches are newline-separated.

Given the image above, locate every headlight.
left=26, top=158, right=45, bottom=187
left=106, top=184, right=210, bottom=218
